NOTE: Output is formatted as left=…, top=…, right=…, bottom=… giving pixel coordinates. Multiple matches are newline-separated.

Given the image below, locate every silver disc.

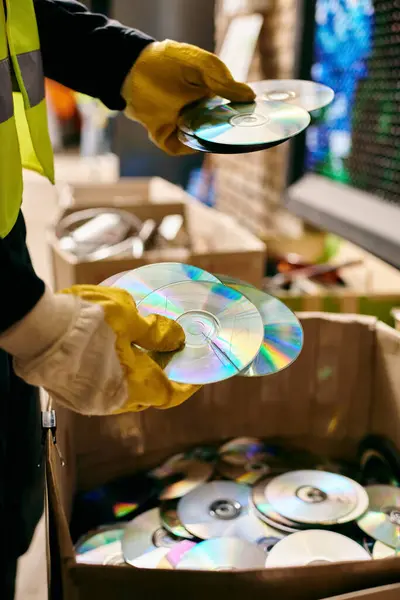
left=122, top=508, right=179, bottom=568
left=176, top=537, right=266, bottom=571
left=252, top=477, right=306, bottom=534
left=137, top=281, right=264, bottom=385
left=249, top=79, right=335, bottom=112
left=178, top=129, right=213, bottom=153
left=183, top=100, right=310, bottom=148
left=76, top=540, right=125, bottom=565
left=151, top=453, right=214, bottom=500
left=217, top=276, right=304, bottom=376
left=177, top=480, right=282, bottom=544
left=265, top=530, right=371, bottom=568
left=104, top=262, right=219, bottom=305
left=265, top=470, right=369, bottom=525
left=357, top=485, right=400, bottom=549
left=160, top=498, right=196, bottom=540
left=372, top=540, right=397, bottom=559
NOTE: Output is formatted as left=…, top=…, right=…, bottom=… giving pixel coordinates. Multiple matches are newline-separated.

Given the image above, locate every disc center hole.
left=209, top=499, right=242, bottom=520
left=176, top=310, right=219, bottom=347
left=296, top=486, right=327, bottom=504
left=265, top=90, right=296, bottom=102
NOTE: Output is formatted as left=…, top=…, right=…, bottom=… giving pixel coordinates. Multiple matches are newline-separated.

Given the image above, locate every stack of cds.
left=73, top=436, right=400, bottom=571
left=177, top=79, right=335, bottom=154
left=101, top=263, right=304, bottom=384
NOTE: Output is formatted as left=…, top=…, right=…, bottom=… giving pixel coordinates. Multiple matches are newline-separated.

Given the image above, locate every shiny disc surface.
left=357, top=485, right=400, bottom=549
left=252, top=477, right=305, bottom=534
left=151, top=453, right=214, bottom=500
left=160, top=499, right=196, bottom=540
left=106, top=263, right=219, bottom=305
left=76, top=540, right=125, bottom=565
left=372, top=540, right=397, bottom=559
left=176, top=537, right=266, bottom=571
left=122, top=508, right=179, bottom=568
left=249, top=79, right=335, bottom=112
left=137, top=281, right=264, bottom=384
left=265, top=530, right=371, bottom=568
left=217, top=277, right=304, bottom=376
left=184, top=100, right=310, bottom=147
left=75, top=525, right=125, bottom=554
left=177, top=481, right=280, bottom=543
left=265, top=470, right=369, bottom=525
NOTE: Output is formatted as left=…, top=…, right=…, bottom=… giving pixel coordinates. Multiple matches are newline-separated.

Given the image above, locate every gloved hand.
left=0, top=286, right=199, bottom=416
left=121, top=39, right=255, bottom=155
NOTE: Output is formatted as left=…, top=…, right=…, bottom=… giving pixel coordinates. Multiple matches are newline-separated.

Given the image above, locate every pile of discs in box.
left=72, top=433, right=400, bottom=571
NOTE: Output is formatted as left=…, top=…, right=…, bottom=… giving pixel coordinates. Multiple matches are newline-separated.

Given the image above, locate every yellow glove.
left=0, top=285, right=199, bottom=416
left=121, top=39, right=255, bottom=155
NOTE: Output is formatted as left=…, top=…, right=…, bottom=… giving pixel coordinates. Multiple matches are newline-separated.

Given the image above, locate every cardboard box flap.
left=68, top=313, right=379, bottom=492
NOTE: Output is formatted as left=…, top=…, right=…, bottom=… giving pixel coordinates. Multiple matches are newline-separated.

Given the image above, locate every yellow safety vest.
left=0, top=0, right=54, bottom=238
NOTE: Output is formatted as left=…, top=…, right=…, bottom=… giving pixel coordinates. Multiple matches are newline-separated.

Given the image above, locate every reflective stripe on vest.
left=0, top=0, right=54, bottom=238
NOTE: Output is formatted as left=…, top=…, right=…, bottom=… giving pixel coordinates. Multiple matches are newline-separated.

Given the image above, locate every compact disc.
left=357, top=485, right=400, bottom=549
left=107, top=262, right=219, bottom=305
left=75, top=525, right=125, bottom=554
left=372, top=541, right=397, bottom=559
left=249, top=79, right=335, bottom=112
left=358, top=435, right=400, bottom=487
left=218, top=437, right=281, bottom=466
left=100, top=271, right=130, bottom=287
left=252, top=477, right=305, bottom=534
left=158, top=541, right=198, bottom=569
left=217, top=277, right=303, bottom=376
left=76, top=540, right=125, bottom=566
left=265, top=470, right=369, bottom=525
left=151, top=453, right=214, bottom=500
left=183, top=100, right=310, bottom=148
left=122, top=508, right=180, bottom=568
left=137, top=281, right=264, bottom=384
left=176, top=537, right=266, bottom=571
left=70, top=471, right=157, bottom=541
left=160, top=499, right=197, bottom=540
left=177, top=480, right=281, bottom=544
left=178, top=129, right=213, bottom=153
left=265, top=530, right=371, bottom=568
left=217, top=437, right=286, bottom=484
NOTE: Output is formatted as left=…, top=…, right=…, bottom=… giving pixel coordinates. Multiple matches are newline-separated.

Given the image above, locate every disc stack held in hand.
left=101, top=263, right=304, bottom=385
left=177, top=79, right=334, bottom=154
left=73, top=435, right=400, bottom=571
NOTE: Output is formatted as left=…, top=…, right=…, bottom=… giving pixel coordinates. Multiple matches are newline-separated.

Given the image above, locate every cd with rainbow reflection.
left=357, top=485, right=400, bottom=549
left=75, top=525, right=125, bottom=555
left=101, top=263, right=219, bottom=305
left=137, top=281, right=264, bottom=384
left=217, top=277, right=303, bottom=377
left=182, top=100, right=310, bottom=149
left=176, top=537, right=266, bottom=571
left=151, top=453, right=214, bottom=500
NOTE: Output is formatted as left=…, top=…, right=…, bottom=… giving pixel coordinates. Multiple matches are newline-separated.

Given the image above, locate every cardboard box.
left=47, top=313, right=400, bottom=600
left=48, top=178, right=266, bottom=289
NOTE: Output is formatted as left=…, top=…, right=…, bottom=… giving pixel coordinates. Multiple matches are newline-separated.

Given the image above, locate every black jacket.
left=0, top=0, right=154, bottom=334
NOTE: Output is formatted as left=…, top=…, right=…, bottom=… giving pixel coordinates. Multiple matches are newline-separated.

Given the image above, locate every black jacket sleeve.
left=35, top=0, right=155, bottom=110
left=1, top=2, right=155, bottom=335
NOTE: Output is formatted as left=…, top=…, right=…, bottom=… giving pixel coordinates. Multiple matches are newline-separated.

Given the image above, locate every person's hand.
left=121, top=39, right=255, bottom=155
left=0, top=285, right=200, bottom=416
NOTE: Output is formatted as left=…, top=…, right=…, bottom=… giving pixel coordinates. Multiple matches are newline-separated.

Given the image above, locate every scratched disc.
left=137, top=281, right=264, bottom=385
